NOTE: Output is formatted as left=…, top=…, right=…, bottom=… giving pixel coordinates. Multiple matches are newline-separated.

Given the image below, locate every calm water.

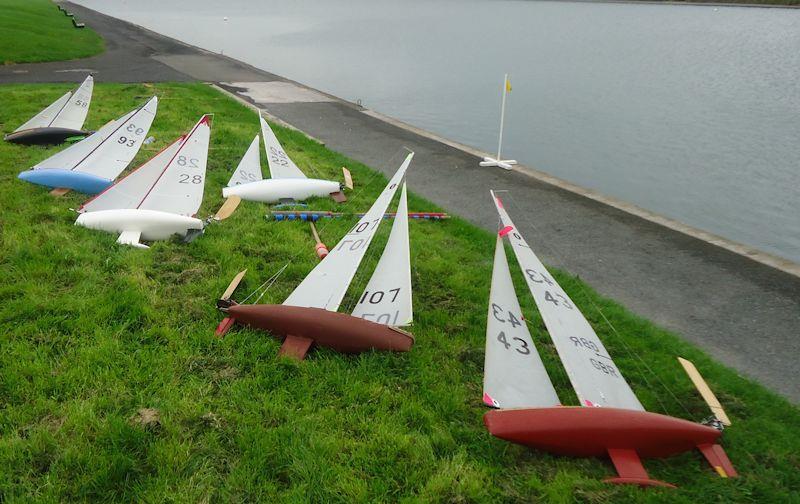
left=78, top=0, right=800, bottom=263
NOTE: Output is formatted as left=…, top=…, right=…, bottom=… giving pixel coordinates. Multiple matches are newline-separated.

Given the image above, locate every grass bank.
left=1, top=82, right=798, bottom=502
left=0, top=0, right=104, bottom=64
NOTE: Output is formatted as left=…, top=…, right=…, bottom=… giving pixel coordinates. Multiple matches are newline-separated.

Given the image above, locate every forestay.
left=484, top=235, right=560, bottom=409
left=79, top=137, right=183, bottom=213
left=283, top=152, right=414, bottom=311
left=228, top=135, right=262, bottom=186
left=138, top=115, right=211, bottom=216
left=260, top=116, right=307, bottom=179
left=50, top=75, right=94, bottom=130
left=491, top=191, right=644, bottom=411
left=352, top=183, right=413, bottom=326
left=33, top=97, right=158, bottom=180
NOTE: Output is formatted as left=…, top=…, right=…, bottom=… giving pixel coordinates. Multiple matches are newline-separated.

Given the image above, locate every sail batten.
left=491, top=191, right=644, bottom=411
left=283, top=153, right=413, bottom=311
left=260, top=117, right=307, bottom=179
left=484, top=235, right=561, bottom=409
left=352, top=183, right=413, bottom=326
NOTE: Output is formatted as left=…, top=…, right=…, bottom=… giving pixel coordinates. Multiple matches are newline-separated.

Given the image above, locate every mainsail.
left=352, top=182, right=413, bottom=326
left=491, top=191, right=644, bottom=411
left=80, top=115, right=211, bottom=216
left=32, top=96, right=158, bottom=180
left=227, top=135, right=262, bottom=186
left=16, top=76, right=94, bottom=132
left=260, top=116, right=307, bottom=179
left=283, top=152, right=413, bottom=311
left=49, top=75, right=94, bottom=130
left=79, top=138, right=183, bottom=213
left=137, top=115, right=211, bottom=216
left=483, top=235, right=561, bottom=409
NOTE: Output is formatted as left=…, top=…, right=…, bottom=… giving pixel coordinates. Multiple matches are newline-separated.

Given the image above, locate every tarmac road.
left=2, top=1, right=798, bottom=402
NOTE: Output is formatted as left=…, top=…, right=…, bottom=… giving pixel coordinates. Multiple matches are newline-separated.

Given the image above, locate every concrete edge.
left=209, top=83, right=326, bottom=146
left=362, top=108, right=800, bottom=279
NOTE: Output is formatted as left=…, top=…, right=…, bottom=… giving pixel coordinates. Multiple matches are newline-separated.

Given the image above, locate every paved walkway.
left=3, top=1, right=798, bottom=402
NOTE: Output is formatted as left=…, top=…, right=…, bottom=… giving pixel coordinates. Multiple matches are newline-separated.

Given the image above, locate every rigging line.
left=253, top=264, right=290, bottom=305
left=240, top=264, right=289, bottom=304
left=238, top=148, right=408, bottom=302
left=504, top=190, right=690, bottom=417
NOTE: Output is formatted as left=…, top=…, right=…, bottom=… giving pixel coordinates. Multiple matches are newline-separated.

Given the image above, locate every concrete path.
left=3, top=2, right=798, bottom=402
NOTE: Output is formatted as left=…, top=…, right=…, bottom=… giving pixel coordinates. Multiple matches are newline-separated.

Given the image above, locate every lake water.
left=76, top=0, right=800, bottom=263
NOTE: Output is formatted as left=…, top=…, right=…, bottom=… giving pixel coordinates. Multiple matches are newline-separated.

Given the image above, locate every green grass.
left=0, top=0, right=104, bottom=64
left=0, top=82, right=798, bottom=502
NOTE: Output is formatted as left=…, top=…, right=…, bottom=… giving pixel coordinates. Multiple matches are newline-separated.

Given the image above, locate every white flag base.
left=480, top=157, right=517, bottom=171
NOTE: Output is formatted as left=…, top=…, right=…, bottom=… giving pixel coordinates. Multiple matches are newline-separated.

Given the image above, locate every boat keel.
left=278, top=334, right=314, bottom=360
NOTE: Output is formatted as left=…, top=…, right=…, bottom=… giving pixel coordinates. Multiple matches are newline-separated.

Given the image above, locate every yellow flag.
left=505, top=76, right=512, bottom=92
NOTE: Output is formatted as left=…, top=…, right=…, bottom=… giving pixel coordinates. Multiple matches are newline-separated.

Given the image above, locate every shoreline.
left=5, top=0, right=799, bottom=401
left=552, top=0, right=800, bottom=9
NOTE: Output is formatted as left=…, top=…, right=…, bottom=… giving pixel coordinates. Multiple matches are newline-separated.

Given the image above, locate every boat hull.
left=227, top=304, right=414, bottom=354
left=5, top=127, right=90, bottom=145
left=485, top=407, right=719, bottom=458
left=222, top=178, right=340, bottom=203
left=18, top=168, right=112, bottom=194
left=75, top=209, right=203, bottom=241
left=484, top=407, right=735, bottom=487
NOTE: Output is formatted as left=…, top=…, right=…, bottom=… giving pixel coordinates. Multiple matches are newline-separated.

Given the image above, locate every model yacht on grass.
left=18, top=96, right=157, bottom=195
left=5, top=75, right=94, bottom=145
left=215, top=116, right=351, bottom=220
left=75, top=115, right=212, bottom=249
left=215, top=152, right=414, bottom=360
left=483, top=190, right=736, bottom=487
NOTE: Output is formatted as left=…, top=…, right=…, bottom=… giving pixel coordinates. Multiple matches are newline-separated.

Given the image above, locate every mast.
left=479, top=74, right=518, bottom=171
left=497, top=73, right=509, bottom=161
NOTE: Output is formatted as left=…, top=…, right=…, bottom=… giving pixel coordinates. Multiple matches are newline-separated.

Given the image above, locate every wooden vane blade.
left=50, top=187, right=71, bottom=197
left=221, top=269, right=247, bottom=300
left=678, top=357, right=731, bottom=426
left=214, top=196, right=241, bottom=221
left=342, top=167, right=353, bottom=190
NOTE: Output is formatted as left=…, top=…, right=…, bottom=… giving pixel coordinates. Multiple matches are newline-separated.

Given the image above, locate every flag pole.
left=497, top=73, right=508, bottom=160
left=480, top=73, right=517, bottom=171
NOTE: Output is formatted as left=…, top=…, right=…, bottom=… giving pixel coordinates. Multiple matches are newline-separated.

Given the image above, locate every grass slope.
left=0, top=83, right=798, bottom=503
left=0, top=0, right=104, bottom=64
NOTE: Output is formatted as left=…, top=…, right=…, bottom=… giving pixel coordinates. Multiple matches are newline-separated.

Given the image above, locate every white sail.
left=138, top=115, right=211, bottom=216
left=260, top=116, right=307, bottom=179
left=32, top=113, right=132, bottom=171
left=32, top=97, right=158, bottom=180
left=14, top=91, right=72, bottom=132
left=283, top=152, right=414, bottom=311
left=79, top=137, right=183, bottom=213
left=50, top=75, right=94, bottom=130
left=491, top=191, right=644, bottom=411
left=228, top=135, right=262, bottom=186
left=74, top=96, right=158, bottom=179
left=483, top=235, right=560, bottom=409
left=352, top=183, right=413, bottom=326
